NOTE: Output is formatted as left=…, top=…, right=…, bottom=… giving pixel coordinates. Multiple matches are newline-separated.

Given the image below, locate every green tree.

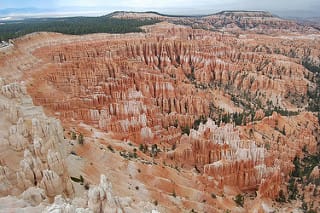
left=282, top=126, right=286, bottom=135
left=78, top=133, right=84, bottom=145
left=71, top=131, right=77, bottom=140
left=234, top=194, right=244, bottom=207
left=151, top=144, right=158, bottom=156
left=276, top=189, right=286, bottom=203
left=181, top=125, right=190, bottom=135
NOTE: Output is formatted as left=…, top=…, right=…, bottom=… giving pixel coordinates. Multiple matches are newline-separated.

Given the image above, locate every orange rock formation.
left=0, top=15, right=319, bottom=212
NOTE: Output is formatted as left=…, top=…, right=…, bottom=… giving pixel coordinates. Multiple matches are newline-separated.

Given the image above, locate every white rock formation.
left=0, top=79, right=73, bottom=200
left=21, top=187, right=47, bottom=206
left=0, top=79, right=159, bottom=212
left=42, top=174, right=159, bottom=213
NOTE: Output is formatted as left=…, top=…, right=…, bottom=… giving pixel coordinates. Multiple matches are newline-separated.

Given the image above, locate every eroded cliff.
left=0, top=18, right=319, bottom=212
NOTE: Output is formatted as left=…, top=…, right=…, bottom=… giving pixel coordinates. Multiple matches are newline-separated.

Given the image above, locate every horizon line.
left=0, top=8, right=319, bottom=20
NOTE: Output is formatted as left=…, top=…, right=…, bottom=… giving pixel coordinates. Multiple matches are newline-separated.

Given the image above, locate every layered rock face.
left=0, top=78, right=74, bottom=199
left=23, top=24, right=319, bottom=206
left=43, top=175, right=158, bottom=213
left=165, top=111, right=319, bottom=200
left=166, top=119, right=281, bottom=196
left=201, top=11, right=316, bottom=33
left=0, top=78, right=159, bottom=212
left=0, top=17, right=319, bottom=212
left=0, top=78, right=74, bottom=211
left=112, top=11, right=319, bottom=34
left=28, top=23, right=316, bottom=144
left=239, top=111, right=319, bottom=200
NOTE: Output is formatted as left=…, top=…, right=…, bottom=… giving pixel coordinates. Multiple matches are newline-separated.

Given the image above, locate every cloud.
left=2, top=0, right=57, bottom=8
left=54, top=0, right=237, bottom=9
left=1, top=0, right=320, bottom=17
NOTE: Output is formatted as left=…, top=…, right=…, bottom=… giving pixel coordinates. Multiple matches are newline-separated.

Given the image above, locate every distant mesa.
left=108, top=10, right=277, bottom=19
left=214, top=10, right=275, bottom=17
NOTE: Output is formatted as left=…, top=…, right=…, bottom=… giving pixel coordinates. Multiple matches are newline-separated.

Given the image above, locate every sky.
left=1, top=0, right=319, bottom=17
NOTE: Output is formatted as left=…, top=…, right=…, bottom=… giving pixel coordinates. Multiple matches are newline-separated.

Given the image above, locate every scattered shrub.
left=276, top=189, right=286, bottom=203
left=234, top=194, right=244, bottom=207
left=153, top=200, right=158, bottom=206
left=181, top=125, right=190, bottom=135
left=84, top=183, right=90, bottom=190
left=107, top=145, right=115, bottom=153
left=71, top=132, right=77, bottom=140
left=78, top=133, right=84, bottom=145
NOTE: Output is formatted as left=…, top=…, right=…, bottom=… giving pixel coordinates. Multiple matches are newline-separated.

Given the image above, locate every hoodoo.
left=0, top=9, right=319, bottom=213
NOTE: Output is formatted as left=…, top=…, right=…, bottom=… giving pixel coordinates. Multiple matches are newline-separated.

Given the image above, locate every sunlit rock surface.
left=0, top=12, right=319, bottom=212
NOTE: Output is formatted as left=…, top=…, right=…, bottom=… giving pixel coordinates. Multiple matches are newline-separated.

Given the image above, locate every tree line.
left=0, top=16, right=160, bottom=41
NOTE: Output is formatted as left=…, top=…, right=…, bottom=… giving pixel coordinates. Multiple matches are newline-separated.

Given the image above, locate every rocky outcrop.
left=0, top=173, right=159, bottom=213
left=42, top=175, right=159, bottom=213
left=0, top=19, right=319, bottom=213
left=27, top=24, right=317, bottom=144
left=166, top=110, right=319, bottom=200
left=111, top=11, right=319, bottom=34
left=202, top=11, right=317, bottom=34
left=21, top=187, right=47, bottom=206
left=87, top=175, right=122, bottom=212
left=239, top=112, right=319, bottom=198
left=0, top=79, right=74, bottom=200
left=167, top=119, right=279, bottom=194
left=0, top=78, right=160, bottom=212
left=0, top=166, right=16, bottom=196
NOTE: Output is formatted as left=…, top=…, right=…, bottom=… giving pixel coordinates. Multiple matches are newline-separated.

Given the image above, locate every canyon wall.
left=28, top=23, right=315, bottom=145
left=0, top=78, right=159, bottom=212
left=0, top=19, right=319, bottom=212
